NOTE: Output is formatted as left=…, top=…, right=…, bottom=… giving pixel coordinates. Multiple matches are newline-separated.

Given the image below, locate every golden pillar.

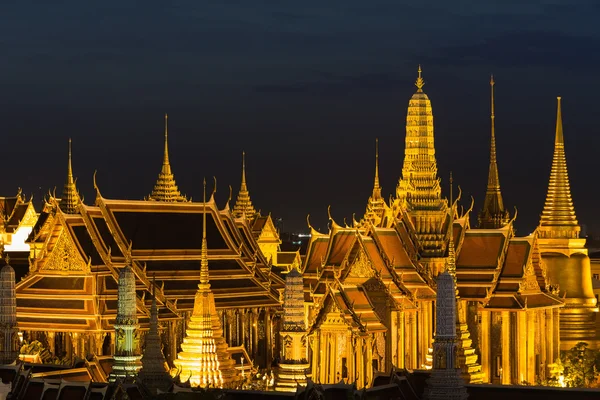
left=501, top=311, right=511, bottom=384
left=526, top=312, right=536, bottom=383
left=397, top=311, right=405, bottom=369
left=366, top=335, right=373, bottom=387
left=480, top=311, right=490, bottom=383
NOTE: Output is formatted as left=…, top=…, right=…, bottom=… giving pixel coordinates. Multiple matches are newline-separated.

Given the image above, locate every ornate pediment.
left=348, top=249, right=374, bottom=279
left=518, top=259, right=540, bottom=293
left=21, top=203, right=38, bottom=227
left=41, top=228, right=91, bottom=274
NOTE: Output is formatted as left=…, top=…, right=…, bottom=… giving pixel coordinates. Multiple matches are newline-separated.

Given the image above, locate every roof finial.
left=60, top=138, right=80, bottom=214
left=233, top=151, right=257, bottom=219
left=241, top=151, right=247, bottom=189
left=164, top=113, right=170, bottom=165
left=148, top=114, right=188, bottom=202
left=67, top=138, right=73, bottom=184
left=374, top=138, right=380, bottom=190
left=490, top=75, right=496, bottom=164
left=415, top=65, right=425, bottom=91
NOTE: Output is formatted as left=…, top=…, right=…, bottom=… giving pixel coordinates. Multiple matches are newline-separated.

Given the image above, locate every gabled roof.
left=484, top=236, right=563, bottom=311
left=455, top=226, right=510, bottom=300
left=309, top=283, right=386, bottom=334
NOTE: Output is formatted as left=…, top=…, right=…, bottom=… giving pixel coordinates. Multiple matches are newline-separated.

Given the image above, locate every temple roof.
left=17, top=193, right=284, bottom=332
left=147, top=114, right=188, bottom=203
left=484, top=236, right=562, bottom=310
left=539, top=97, right=580, bottom=238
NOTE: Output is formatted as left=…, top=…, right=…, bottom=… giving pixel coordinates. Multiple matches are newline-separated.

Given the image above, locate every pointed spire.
left=478, top=76, right=509, bottom=229
left=363, top=138, right=386, bottom=225
left=373, top=138, right=381, bottom=197
left=60, top=138, right=80, bottom=214
left=163, top=113, right=171, bottom=170
left=200, top=178, right=210, bottom=290
left=232, top=151, right=257, bottom=220
left=539, top=97, right=580, bottom=238
left=415, top=65, right=425, bottom=92
left=148, top=114, right=188, bottom=202
left=447, top=172, right=456, bottom=279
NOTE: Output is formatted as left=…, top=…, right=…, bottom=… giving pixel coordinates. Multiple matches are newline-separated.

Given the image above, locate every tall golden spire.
left=148, top=114, right=188, bottom=202
left=174, top=179, right=238, bottom=387
left=232, top=151, right=257, bottom=220
left=539, top=97, right=580, bottom=238
left=478, top=75, right=509, bottom=229
left=60, top=138, right=80, bottom=214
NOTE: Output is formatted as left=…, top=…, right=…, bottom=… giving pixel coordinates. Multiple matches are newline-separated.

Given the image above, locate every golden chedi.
left=537, top=97, right=598, bottom=348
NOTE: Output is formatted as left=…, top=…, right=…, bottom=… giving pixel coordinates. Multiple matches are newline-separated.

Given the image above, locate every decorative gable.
left=40, top=228, right=91, bottom=274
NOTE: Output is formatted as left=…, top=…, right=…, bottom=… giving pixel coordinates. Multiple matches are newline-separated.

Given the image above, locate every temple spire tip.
left=415, top=65, right=425, bottom=91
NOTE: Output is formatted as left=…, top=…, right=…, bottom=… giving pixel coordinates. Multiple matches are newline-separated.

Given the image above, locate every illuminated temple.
left=0, top=67, right=597, bottom=398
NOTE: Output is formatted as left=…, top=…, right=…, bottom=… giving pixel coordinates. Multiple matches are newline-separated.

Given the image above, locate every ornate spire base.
left=275, top=330, right=310, bottom=392
left=423, top=369, right=469, bottom=400
left=174, top=290, right=238, bottom=388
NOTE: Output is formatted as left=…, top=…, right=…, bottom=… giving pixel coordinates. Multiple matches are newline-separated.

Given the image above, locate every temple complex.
left=0, top=67, right=596, bottom=398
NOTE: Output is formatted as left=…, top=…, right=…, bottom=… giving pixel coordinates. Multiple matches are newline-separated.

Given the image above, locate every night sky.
left=2, top=1, right=599, bottom=235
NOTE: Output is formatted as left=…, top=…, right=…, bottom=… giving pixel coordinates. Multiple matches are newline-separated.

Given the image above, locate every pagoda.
left=537, top=97, right=597, bottom=348
left=174, top=180, right=238, bottom=388
left=423, top=270, right=468, bottom=400
left=477, top=76, right=510, bottom=229
left=395, top=66, right=449, bottom=263
left=148, top=114, right=188, bottom=202
left=138, top=277, right=172, bottom=394
left=0, top=257, right=19, bottom=364
left=232, top=152, right=257, bottom=220
left=274, top=267, right=310, bottom=392
left=109, top=263, right=142, bottom=381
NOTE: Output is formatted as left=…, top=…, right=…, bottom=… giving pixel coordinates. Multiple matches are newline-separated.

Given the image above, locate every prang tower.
left=395, top=66, right=450, bottom=271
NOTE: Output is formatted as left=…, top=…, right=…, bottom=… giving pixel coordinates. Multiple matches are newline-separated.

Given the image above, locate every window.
left=593, top=274, right=600, bottom=280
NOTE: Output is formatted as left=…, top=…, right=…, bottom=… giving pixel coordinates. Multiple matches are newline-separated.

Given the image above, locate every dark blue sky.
left=1, top=1, right=599, bottom=234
